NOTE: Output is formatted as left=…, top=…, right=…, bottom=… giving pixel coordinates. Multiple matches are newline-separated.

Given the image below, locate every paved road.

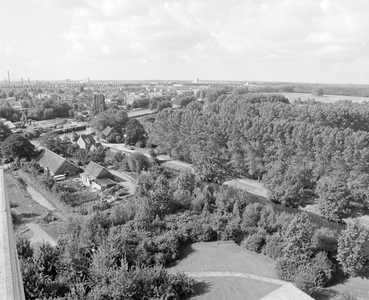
left=25, top=223, right=56, bottom=246
left=26, top=186, right=56, bottom=211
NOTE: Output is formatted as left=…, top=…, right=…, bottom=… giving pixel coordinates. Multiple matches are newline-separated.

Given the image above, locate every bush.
left=17, top=176, right=27, bottom=187
left=16, top=236, right=34, bottom=260
left=11, top=211, right=21, bottom=227
left=276, top=257, right=300, bottom=282
left=264, top=234, right=285, bottom=259
left=294, top=252, right=333, bottom=295
left=109, top=202, right=136, bottom=226
left=241, top=229, right=266, bottom=253
left=311, top=227, right=338, bottom=259
left=332, top=292, right=358, bottom=300
left=276, top=252, right=333, bottom=295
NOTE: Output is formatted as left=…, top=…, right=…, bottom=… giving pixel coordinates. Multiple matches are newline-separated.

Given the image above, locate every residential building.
left=101, top=126, right=116, bottom=141
left=77, top=134, right=97, bottom=150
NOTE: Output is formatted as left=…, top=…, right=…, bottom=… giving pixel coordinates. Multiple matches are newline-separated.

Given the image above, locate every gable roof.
left=36, top=149, right=78, bottom=173
left=79, top=134, right=96, bottom=145
left=85, top=161, right=111, bottom=179
left=101, top=126, right=115, bottom=136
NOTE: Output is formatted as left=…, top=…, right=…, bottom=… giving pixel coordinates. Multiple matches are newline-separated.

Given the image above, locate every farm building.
left=80, top=161, right=116, bottom=191
left=36, top=149, right=80, bottom=176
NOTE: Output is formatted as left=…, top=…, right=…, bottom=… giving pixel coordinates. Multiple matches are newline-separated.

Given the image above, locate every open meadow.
left=279, top=92, right=369, bottom=103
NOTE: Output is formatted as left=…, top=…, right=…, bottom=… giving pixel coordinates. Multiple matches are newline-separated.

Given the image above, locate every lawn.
left=169, top=241, right=277, bottom=277
left=168, top=242, right=282, bottom=300
left=187, top=277, right=280, bottom=300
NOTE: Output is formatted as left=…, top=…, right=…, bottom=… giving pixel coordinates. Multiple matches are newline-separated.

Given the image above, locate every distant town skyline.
left=1, top=0, right=369, bottom=84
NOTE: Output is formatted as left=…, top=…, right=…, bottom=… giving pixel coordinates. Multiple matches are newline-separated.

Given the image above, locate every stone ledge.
left=0, top=169, right=25, bottom=300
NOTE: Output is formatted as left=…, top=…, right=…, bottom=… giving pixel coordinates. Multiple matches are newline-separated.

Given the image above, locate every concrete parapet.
left=0, top=169, right=26, bottom=300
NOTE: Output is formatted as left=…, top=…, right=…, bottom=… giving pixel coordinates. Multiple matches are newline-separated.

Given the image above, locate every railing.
left=0, top=168, right=26, bottom=300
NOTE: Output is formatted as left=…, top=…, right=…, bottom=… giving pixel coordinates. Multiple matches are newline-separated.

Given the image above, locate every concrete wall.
left=0, top=169, right=26, bottom=300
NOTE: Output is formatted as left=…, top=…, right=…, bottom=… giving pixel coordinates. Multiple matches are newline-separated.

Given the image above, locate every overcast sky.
left=1, top=0, right=368, bottom=84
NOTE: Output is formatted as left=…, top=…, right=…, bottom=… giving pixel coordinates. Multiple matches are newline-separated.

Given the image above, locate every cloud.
left=21, top=0, right=369, bottom=82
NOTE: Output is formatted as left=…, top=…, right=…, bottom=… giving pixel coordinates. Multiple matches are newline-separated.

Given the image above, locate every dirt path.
left=223, top=178, right=268, bottom=198
left=25, top=223, right=57, bottom=246
left=180, top=271, right=286, bottom=285
left=26, top=186, right=56, bottom=211
left=109, top=169, right=136, bottom=195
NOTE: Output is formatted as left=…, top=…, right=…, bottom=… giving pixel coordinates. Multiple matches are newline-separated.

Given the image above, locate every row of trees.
left=143, top=94, right=369, bottom=221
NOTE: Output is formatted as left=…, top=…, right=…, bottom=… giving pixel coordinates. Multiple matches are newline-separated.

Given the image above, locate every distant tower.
left=21, top=77, right=24, bottom=85
left=28, top=77, right=30, bottom=85
left=193, top=78, right=199, bottom=84
left=7, top=71, right=10, bottom=84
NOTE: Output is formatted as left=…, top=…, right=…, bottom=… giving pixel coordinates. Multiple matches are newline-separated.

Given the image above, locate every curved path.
left=25, top=223, right=56, bottom=246
left=182, top=271, right=286, bottom=285
left=26, top=186, right=55, bottom=211
left=180, top=271, right=314, bottom=300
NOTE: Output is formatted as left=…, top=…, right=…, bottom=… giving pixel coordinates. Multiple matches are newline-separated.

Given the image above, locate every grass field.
left=168, top=242, right=282, bottom=300
left=169, top=241, right=369, bottom=300
left=279, top=92, right=369, bottom=103
left=169, top=241, right=277, bottom=277
left=188, top=277, right=280, bottom=300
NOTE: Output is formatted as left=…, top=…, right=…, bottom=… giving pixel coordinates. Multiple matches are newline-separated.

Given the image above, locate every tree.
left=39, top=132, right=63, bottom=154
left=337, top=221, right=368, bottom=275
left=127, top=152, right=151, bottom=173
left=91, top=94, right=106, bottom=116
left=0, top=121, right=12, bottom=142
left=71, top=132, right=79, bottom=142
left=316, top=175, right=351, bottom=222
left=312, top=87, right=324, bottom=96
left=123, top=119, right=147, bottom=146
left=1, top=134, right=35, bottom=160
left=283, top=212, right=316, bottom=259
left=173, top=169, right=197, bottom=194
left=174, top=95, right=196, bottom=108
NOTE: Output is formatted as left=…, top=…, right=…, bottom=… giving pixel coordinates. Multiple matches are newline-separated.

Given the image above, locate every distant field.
left=279, top=92, right=369, bottom=103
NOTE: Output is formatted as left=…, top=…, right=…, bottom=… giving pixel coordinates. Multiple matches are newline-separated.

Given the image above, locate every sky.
left=0, top=0, right=369, bottom=84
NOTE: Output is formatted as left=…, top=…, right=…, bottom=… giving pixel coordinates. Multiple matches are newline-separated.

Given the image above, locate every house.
left=76, top=134, right=97, bottom=150
left=36, top=149, right=80, bottom=176
left=80, top=161, right=116, bottom=191
left=101, top=126, right=116, bottom=141
left=90, top=142, right=103, bottom=152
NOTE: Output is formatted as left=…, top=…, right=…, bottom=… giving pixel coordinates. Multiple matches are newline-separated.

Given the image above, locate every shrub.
left=337, top=221, right=369, bottom=275
left=241, top=203, right=264, bottom=229
left=311, top=227, right=338, bottom=259
left=16, top=236, right=34, bottom=260
left=276, top=252, right=333, bottom=295
left=41, top=212, right=58, bottom=224
left=275, top=257, right=300, bottom=282
left=332, top=292, right=358, bottom=300
left=264, top=234, right=286, bottom=259
left=17, top=176, right=27, bottom=187
left=241, top=229, right=266, bottom=253
left=294, top=252, right=333, bottom=295
left=11, top=211, right=21, bottom=227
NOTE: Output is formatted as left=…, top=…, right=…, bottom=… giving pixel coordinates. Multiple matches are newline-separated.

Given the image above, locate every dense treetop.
left=145, top=93, right=369, bottom=219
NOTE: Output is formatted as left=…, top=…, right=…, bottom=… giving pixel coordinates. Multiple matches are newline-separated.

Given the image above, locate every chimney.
left=28, top=77, right=30, bottom=85
left=7, top=71, right=10, bottom=84
left=21, top=77, right=24, bottom=85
